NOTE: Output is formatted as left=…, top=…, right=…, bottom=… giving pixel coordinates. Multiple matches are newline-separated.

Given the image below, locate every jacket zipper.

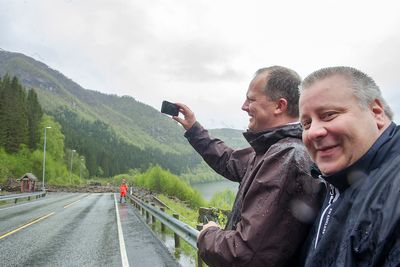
left=314, top=182, right=340, bottom=249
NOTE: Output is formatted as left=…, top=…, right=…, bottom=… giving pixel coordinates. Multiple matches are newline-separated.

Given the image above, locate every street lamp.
left=80, top=158, right=84, bottom=180
left=70, top=149, right=76, bottom=184
left=42, top=126, right=51, bottom=191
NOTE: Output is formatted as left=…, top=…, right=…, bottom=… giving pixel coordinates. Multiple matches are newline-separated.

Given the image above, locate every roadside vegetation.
left=124, top=165, right=234, bottom=226
left=156, top=194, right=199, bottom=227
left=133, top=165, right=205, bottom=209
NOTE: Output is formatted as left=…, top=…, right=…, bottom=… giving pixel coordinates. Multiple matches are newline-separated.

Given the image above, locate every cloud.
left=1, top=0, right=400, bottom=129
left=354, top=26, right=400, bottom=122
left=157, top=40, right=246, bottom=83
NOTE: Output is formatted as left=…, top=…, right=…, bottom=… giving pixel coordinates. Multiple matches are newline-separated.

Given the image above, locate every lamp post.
left=70, top=149, right=76, bottom=184
left=80, top=158, right=84, bottom=180
left=42, top=126, right=51, bottom=191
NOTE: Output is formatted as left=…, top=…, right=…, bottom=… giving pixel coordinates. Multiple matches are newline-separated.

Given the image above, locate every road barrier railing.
left=0, top=191, right=47, bottom=203
left=128, top=193, right=199, bottom=247
left=127, top=193, right=204, bottom=267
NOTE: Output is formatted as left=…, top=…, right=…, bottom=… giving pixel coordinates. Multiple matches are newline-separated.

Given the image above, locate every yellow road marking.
left=63, top=193, right=90, bottom=209
left=0, top=212, right=55, bottom=240
left=63, top=199, right=81, bottom=209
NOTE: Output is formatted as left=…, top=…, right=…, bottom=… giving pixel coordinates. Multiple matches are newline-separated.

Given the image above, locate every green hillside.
left=0, top=49, right=189, bottom=153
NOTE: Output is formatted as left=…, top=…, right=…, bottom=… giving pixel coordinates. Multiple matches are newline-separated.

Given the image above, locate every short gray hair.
left=301, top=66, right=393, bottom=120
left=255, top=66, right=301, bottom=118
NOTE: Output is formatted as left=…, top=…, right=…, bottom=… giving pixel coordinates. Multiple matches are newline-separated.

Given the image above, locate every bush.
left=133, top=165, right=206, bottom=208
left=209, top=189, right=235, bottom=210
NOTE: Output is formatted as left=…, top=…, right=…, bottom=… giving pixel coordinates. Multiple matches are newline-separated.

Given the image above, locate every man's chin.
left=247, top=120, right=255, bottom=129
left=318, top=163, right=341, bottom=176
left=248, top=125, right=255, bottom=131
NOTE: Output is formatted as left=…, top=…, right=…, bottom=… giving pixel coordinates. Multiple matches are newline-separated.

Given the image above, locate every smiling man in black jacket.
left=299, top=66, right=400, bottom=266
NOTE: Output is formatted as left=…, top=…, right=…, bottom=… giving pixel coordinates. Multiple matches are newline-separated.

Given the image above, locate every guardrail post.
left=197, top=224, right=203, bottom=267
left=150, top=203, right=156, bottom=224
left=140, top=198, right=145, bottom=215
left=145, top=201, right=150, bottom=223
left=160, top=207, right=166, bottom=233
left=140, top=198, right=144, bottom=215
left=173, top=213, right=180, bottom=248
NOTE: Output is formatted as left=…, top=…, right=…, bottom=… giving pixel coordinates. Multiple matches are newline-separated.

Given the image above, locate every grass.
left=156, top=194, right=199, bottom=227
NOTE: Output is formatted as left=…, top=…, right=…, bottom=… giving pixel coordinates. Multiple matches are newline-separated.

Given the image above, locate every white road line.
left=114, top=193, right=130, bottom=267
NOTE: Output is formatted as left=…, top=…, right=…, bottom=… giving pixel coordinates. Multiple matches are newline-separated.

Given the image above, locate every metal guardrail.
left=128, top=193, right=199, bottom=248
left=0, top=191, right=47, bottom=203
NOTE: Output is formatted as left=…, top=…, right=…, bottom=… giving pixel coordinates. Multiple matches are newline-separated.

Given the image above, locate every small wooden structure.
left=19, top=173, right=37, bottom=192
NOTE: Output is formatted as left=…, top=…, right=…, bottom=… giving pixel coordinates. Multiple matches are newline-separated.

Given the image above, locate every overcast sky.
left=1, top=0, right=400, bottom=129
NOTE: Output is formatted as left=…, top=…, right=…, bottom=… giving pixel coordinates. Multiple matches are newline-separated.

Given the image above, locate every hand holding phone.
left=161, top=101, right=179, bottom=116
left=164, top=102, right=197, bottom=130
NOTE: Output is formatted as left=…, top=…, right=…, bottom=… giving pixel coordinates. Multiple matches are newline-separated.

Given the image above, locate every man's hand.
left=172, top=103, right=197, bottom=130
left=199, top=221, right=220, bottom=237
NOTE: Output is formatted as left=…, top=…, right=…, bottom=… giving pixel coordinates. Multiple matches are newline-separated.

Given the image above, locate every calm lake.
left=191, top=180, right=239, bottom=201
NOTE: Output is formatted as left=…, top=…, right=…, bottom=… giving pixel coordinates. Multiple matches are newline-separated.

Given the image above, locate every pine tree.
left=27, top=89, right=43, bottom=150
left=0, top=76, right=29, bottom=153
left=0, top=75, right=9, bottom=147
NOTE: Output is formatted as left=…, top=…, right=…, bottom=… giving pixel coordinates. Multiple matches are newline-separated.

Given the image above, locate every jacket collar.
left=313, top=122, right=397, bottom=192
left=242, top=123, right=302, bottom=154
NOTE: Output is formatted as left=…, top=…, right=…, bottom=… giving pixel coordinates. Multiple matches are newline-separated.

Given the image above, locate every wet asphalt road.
left=0, top=192, right=180, bottom=267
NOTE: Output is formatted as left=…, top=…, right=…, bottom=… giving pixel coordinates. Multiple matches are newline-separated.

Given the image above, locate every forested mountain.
left=0, top=49, right=188, bottom=153
left=0, top=49, right=246, bottom=179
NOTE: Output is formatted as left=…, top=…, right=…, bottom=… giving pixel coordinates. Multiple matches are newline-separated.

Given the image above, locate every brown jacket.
left=185, top=122, right=323, bottom=267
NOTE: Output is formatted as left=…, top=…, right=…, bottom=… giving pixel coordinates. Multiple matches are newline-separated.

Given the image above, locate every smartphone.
left=161, top=101, right=179, bottom=116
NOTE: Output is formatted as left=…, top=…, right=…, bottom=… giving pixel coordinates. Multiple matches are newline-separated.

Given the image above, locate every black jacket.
left=300, top=122, right=400, bottom=267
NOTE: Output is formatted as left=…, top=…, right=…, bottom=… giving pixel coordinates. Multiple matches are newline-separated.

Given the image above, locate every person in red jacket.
left=119, top=178, right=128, bottom=203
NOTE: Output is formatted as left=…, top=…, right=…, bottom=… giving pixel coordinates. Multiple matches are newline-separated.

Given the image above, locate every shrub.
left=209, top=189, right=235, bottom=210
left=133, top=165, right=206, bottom=208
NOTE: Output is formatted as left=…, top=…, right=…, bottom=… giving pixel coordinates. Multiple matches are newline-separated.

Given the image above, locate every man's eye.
left=301, top=121, right=311, bottom=130
left=322, top=112, right=336, bottom=121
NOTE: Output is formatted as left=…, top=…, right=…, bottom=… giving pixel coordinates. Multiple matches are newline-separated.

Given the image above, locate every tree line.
left=0, top=74, right=43, bottom=153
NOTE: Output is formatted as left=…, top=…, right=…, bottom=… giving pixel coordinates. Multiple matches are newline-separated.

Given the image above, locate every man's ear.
left=371, top=99, right=389, bottom=130
left=274, top=98, right=288, bottom=115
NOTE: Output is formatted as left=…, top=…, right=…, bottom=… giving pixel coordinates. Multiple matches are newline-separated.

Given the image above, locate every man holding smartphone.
left=172, top=66, right=323, bottom=267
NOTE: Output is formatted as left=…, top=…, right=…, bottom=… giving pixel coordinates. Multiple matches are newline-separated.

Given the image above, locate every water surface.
left=191, top=180, right=238, bottom=201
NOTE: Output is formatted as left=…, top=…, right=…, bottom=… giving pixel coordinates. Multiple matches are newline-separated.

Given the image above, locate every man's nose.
left=306, top=121, right=328, bottom=140
left=242, top=100, right=249, bottom=111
